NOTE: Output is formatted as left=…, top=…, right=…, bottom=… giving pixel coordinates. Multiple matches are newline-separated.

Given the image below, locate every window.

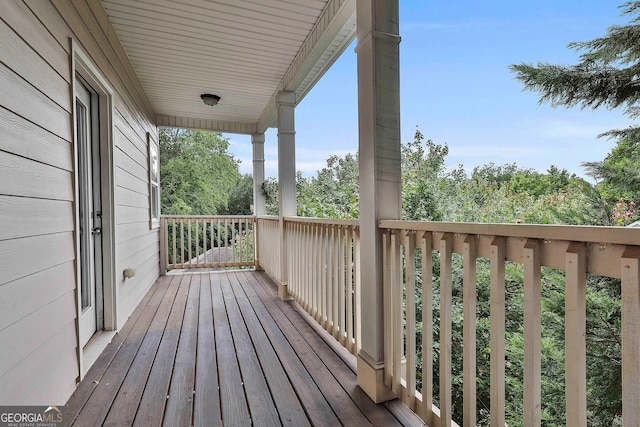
left=148, top=132, right=160, bottom=228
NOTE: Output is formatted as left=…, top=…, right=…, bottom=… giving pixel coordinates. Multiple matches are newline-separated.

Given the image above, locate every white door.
left=75, top=79, right=103, bottom=347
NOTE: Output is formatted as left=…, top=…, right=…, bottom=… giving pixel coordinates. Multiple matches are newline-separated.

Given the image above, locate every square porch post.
left=252, top=133, right=266, bottom=217
left=356, top=0, right=402, bottom=403
left=252, top=133, right=266, bottom=271
left=277, top=91, right=296, bottom=300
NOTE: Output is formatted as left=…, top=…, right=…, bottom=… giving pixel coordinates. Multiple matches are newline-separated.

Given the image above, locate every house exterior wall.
left=0, top=0, right=159, bottom=405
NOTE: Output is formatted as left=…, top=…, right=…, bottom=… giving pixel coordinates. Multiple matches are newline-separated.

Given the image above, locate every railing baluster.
left=160, top=217, right=167, bottom=274
left=238, top=218, right=243, bottom=265
left=201, top=218, right=205, bottom=266
left=180, top=218, right=185, bottom=269
left=439, top=233, right=453, bottom=427
left=245, top=218, right=248, bottom=265
left=284, top=222, right=295, bottom=295
left=524, top=239, right=541, bottom=427
left=421, top=231, right=433, bottom=424
left=314, top=223, right=318, bottom=315
left=313, top=224, right=320, bottom=321
left=565, top=243, right=587, bottom=427
left=209, top=219, right=214, bottom=268
left=232, top=218, right=236, bottom=266
left=171, top=218, right=176, bottom=269
left=391, top=230, right=402, bottom=394
left=332, top=225, right=339, bottom=340
left=622, top=246, right=640, bottom=427
left=490, top=237, right=506, bottom=427
left=383, top=229, right=392, bottom=387
left=245, top=218, right=249, bottom=264
left=321, top=224, right=328, bottom=329
left=329, top=224, right=334, bottom=332
left=203, top=218, right=208, bottom=267
left=339, top=226, right=346, bottom=346
left=301, top=223, right=305, bottom=310
left=354, top=227, right=361, bottom=354
left=346, top=226, right=354, bottom=354
left=463, top=235, right=477, bottom=427
left=216, top=218, right=221, bottom=266
left=305, top=223, right=311, bottom=312
left=291, top=222, right=297, bottom=298
left=187, top=218, right=192, bottom=265
left=319, top=224, right=325, bottom=323
left=243, top=218, right=246, bottom=267
left=297, top=222, right=302, bottom=298
left=170, top=219, right=174, bottom=268
left=195, top=218, right=200, bottom=266
left=405, top=231, right=417, bottom=409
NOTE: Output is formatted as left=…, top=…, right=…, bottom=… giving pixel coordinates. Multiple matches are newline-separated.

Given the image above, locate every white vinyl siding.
left=0, top=0, right=159, bottom=405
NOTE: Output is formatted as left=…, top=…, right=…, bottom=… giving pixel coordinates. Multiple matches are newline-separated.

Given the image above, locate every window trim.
left=148, top=132, right=160, bottom=229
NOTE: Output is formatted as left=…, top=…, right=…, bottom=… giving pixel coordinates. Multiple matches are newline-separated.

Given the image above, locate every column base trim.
left=278, top=282, right=292, bottom=301
left=357, top=351, right=397, bottom=403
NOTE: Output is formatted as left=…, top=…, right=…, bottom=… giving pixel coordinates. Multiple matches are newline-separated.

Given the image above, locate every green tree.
left=510, top=1, right=640, bottom=220
left=160, top=129, right=241, bottom=215
left=222, top=174, right=254, bottom=215
left=584, top=138, right=640, bottom=202
left=298, top=154, right=359, bottom=219
left=402, top=128, right=452, bottom=221
left=510, top=1, right=640, bottom=141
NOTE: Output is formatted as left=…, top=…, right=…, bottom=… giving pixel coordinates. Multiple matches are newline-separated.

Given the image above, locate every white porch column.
left=356, top=0, right=402, bottom=403
left=277, top=91, right=296, bottom=299
left=251, top=133, right=266, bottom=216
left=278, top=91, right=297, bottom=217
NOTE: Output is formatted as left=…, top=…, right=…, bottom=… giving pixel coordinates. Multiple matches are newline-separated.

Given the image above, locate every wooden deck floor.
left=65, top=270, right=425, bottom=426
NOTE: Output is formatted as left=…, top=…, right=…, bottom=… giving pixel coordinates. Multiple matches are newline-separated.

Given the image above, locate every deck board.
left=71, top=276, right=175, bottom=427
left=132, top=274, right=191, bottom=426
left=235, top=273, right=340, bottom=426
left=163, top=274, right=199, bottom=426
left=250, top=272, right=405, bottom=427
left=64, top=275, right=171, bottom=425
left=66, top=270, right=425, bottom=427
left=102, top=274, right=181, bottom=426
left=230, top=272, right=310, bottom=427
left=220, top=273, right=281, bottom=426
left=193, top=273, right=221, bottom=427
left=244, top=271, right=373, bottom=426
left=211, top=273, right=252, bottom=426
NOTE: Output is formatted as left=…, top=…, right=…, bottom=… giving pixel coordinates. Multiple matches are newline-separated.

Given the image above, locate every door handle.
left=92, top=227, right=102, bottom=235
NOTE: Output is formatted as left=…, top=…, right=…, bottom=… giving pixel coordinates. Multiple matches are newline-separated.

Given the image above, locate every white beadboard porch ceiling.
left=101, top=0, right=356, bottom=134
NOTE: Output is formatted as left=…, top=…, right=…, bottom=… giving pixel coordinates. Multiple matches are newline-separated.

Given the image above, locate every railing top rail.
left=161, top=214, right=256, bottom=220
left=379, top=220, right=640, bottom=246
left=284, top=216, right=359, bottom=227
left=256, top=215, right=279, bottom=221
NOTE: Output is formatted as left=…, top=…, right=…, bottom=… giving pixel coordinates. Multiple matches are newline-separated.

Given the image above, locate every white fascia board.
left=257, top=0, right=356, bottom=133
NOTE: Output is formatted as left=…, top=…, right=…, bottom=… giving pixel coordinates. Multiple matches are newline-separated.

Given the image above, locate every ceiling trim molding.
left=156, top=114, right=258, bottom=135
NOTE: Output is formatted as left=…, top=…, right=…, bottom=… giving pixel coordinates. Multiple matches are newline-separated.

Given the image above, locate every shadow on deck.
left=65, top=270, right=425, bottom=426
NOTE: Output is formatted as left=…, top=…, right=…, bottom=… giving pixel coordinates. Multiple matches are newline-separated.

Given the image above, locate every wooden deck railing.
left=379, top=220, right=640, bottom=427
left=284, top=217, right=361, bottom=356
left=160, top=215, right=640, bottom=426
left=160, top=215, right=255, bottom=272
left=256, top=216, right=281, bottom=279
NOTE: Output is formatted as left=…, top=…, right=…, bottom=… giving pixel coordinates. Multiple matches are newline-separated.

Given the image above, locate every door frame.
left=74, top=78, right=99, bottom=347
left=71, top=39, right=117, bottom=379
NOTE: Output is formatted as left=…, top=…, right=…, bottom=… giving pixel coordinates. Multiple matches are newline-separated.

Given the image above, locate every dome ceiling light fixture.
left=200, top=93, right=221, bottom=106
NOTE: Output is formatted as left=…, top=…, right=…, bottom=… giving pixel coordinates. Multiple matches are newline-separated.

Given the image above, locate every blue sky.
left=227, top=1, right=632, bottom=180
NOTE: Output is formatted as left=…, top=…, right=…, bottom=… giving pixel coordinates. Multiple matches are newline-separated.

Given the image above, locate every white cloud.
left=537, top=120, right=614, bottom=139
left=229, top=134, right=356, bottom=178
